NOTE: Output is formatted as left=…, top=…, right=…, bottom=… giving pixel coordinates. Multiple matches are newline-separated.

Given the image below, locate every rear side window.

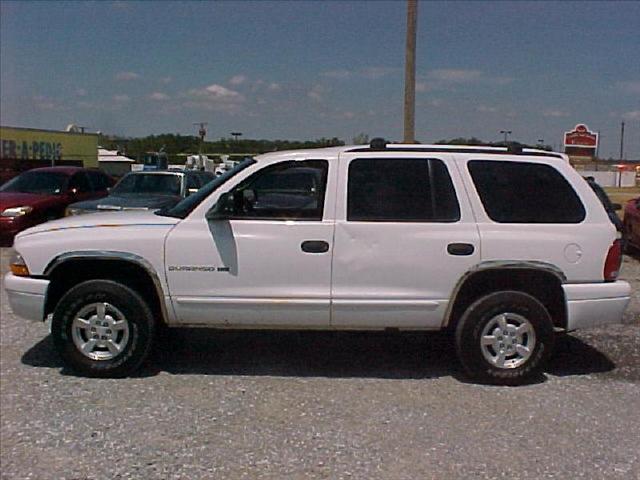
left=347, top=158, right=460, bottom=222
left=468, top=160, right=585, bottom=223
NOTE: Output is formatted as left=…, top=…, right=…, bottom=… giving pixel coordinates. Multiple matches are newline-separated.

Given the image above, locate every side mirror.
left=612, top=203, right=622, bottom=211
left=205, top=192, right=234, bottom=221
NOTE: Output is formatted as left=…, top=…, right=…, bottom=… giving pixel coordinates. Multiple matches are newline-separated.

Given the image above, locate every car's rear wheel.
left=52, top=280, right=155, bottom=377
left=455, top=291, right=555, bottom=385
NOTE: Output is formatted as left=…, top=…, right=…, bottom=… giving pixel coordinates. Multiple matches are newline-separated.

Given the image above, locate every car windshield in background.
left=157, top=158, right=256, bottom=219
left=113, top=173, right=181, bottom=196
left=0, top=171, right=68, bottom=194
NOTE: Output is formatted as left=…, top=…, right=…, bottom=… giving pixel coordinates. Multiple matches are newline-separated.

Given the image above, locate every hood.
left=70, top=194, right=181, bottom=211
left=0, top=192, right=60, bottom=211
left=16, top=209, right=180, bottom=238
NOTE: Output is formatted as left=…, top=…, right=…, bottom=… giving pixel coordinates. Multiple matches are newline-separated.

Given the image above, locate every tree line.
left=97, top=132, right=553, bottom=163
left=98, top=133, right=345, bottom=161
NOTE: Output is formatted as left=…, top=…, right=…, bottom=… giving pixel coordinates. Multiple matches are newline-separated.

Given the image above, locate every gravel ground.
left=1, top=248, right=638, bottom=480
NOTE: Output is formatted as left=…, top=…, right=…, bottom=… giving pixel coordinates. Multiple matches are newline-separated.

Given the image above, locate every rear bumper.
left=563, top=281, right=631, bottom=331
left=4, top=272, right=49, bottom=322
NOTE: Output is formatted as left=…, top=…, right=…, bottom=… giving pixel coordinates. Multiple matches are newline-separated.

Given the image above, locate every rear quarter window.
left=468, top=160, right=585, bottom=224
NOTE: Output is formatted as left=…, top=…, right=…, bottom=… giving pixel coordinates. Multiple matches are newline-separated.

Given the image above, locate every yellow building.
left=0, top=126, right=98, bottom=182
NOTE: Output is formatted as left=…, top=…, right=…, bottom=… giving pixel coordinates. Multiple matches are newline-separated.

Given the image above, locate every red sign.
left=564, top=124, right=598, bottom=148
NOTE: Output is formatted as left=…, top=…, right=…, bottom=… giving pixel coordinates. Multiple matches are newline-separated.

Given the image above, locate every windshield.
left=156, top=157, right=256, bottom=219
left=0, top=171, right=69, bottom=194
left=113, top=173, right=182, bottom=196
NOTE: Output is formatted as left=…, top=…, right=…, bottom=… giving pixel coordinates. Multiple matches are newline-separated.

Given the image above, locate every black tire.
left=51, top=280, right=155, bottom=377
left=455, top=291, right=555, bottom=385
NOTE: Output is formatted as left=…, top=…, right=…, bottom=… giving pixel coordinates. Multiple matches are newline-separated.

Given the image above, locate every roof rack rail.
left=369, top=137, right=387, bottom=150
left=506, top=142, right=523, bottom=154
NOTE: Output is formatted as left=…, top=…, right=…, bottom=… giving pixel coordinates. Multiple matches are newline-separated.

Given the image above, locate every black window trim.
left=346, top=156, right=461, bottom=223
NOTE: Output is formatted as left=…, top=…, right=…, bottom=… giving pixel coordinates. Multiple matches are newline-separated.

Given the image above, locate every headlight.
left=1, top=206, right=33, bottom=217
left=65, top=207, right=83, bottom=216
left=9, top=252, right=30, bottom=277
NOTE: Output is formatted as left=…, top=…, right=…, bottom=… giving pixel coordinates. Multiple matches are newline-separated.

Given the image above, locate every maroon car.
left=623, top=196, right=640, bottom=253
left=0, top=167, right=113, bottom=247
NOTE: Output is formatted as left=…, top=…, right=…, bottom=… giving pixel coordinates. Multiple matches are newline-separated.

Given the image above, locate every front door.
left=165, top=159, right=335, bottom=327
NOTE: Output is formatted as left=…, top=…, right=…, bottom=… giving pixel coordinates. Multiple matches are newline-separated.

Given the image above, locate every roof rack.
left=347, top=139, right=563, bottom=159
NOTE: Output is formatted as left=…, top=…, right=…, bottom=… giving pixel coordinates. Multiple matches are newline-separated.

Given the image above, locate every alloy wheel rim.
left=71, top=302, right=130, bottom=361
left=480, top=312, right=536, bottom=369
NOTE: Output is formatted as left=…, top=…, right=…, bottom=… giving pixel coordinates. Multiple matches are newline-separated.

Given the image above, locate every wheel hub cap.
left=71, top=302, right=130, bottom=361
left=480, top=313, right=536, bottom=369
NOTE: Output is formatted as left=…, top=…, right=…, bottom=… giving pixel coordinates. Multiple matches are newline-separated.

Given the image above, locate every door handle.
left=301, top=240, right=329, bottom=253
left=447, top=243, right=475, bottom=256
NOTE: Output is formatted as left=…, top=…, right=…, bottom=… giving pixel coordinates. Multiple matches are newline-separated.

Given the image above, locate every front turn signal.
left=10, top=253, right=30, bottom=277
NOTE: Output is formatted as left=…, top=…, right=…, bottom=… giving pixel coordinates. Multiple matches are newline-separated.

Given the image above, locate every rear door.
left=330, top=153, right=481, bottom=329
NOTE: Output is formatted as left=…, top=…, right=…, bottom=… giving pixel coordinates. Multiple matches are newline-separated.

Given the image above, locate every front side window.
left=226, top=160, right=329, bottom=220
left=468, top=160, right=585, bottom=223
left=347, top=158, right=460, bottom=222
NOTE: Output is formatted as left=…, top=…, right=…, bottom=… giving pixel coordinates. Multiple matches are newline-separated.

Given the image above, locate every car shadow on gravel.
left=548, top=334, right=616, bottom=377
left=21, top=329, right=616, bottom=383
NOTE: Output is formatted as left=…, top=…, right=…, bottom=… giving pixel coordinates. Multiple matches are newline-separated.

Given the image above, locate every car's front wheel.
left=51, top=280, right=155, bottom=377
left=455, top=291, right=555, bottom=385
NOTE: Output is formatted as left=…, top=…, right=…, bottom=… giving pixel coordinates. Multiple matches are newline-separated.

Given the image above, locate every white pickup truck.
left=5, top=140, right=631, bottom=384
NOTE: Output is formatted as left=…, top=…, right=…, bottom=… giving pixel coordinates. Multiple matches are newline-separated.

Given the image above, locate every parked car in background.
left=623, top=197, right=640, bottom=252
left=0, top=167, right=113, bottom=247
left=66, top=169, right=214, bottom=215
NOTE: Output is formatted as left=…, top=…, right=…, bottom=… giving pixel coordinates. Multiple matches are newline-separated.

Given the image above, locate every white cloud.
left=321, top=67, right=397, bottom=80
left=203, top=84, right=244, bottom=101
left=360, top=67, right=396, bottom=79
left=321, top=69, right=352, bottom=80
left=428, top=69, right=482, bottom=83
left=617, top=81, right=640, bottom=94
left=183, top=83, right=245, bottom=113
left=308, top=84, right=327, bottom=101
left=113, top=94, right=130, bottom=102
left=229, top=75, right=247, bottom=86
left=543, top=109, right=569, bottom=118
left=149, top=92, right=170, bottom=101
left=76, top=88, right=87, bottom=97
left=115, top=71, right=140, bottom=81
left=33, top=95, right=58, bottom=110
left=268, top=82, right=281, bottom=92
left=477, top=105, right=498, bottom=113
left=160, top=76, right=173, bottom=84
left=622, top=110, right=640, bottom=120
left=423, top=69, right=513, bottom=87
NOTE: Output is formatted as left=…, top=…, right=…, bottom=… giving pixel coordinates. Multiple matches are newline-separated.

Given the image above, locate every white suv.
left=5, top=140, right=631, bottom=384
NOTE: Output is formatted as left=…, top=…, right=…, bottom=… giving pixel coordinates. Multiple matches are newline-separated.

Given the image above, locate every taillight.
left=603, top=239, right=622, bottom=282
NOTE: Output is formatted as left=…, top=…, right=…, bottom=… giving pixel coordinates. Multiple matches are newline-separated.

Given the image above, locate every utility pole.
left=193, top=122, right=208, bottom=153
left=403, top=0, right=418, bottom=144
left=620, top=121, right=625, bottom=160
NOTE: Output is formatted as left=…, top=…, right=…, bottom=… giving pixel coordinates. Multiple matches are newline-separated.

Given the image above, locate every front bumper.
left=4, top=272, right=49, bottom=322
left=563, top=281, right=631, bottom=331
